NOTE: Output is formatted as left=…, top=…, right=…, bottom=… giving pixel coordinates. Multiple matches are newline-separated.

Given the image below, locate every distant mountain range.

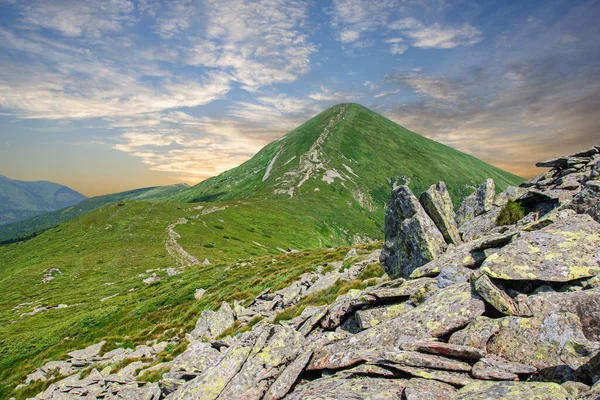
left=0, top=183, right=189, bottom=243
left=0, top=175, right=86, bottom=226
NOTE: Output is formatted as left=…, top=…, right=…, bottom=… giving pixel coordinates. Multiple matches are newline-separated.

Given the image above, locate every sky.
left=0, top=0, right=599, bottom=197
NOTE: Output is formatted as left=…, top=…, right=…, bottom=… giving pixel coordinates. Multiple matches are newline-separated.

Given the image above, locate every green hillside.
left=0, top=103, right=524, bottom=398
left=0, top=184, right=189, bottom=244
left=0, top=175, right=86, bottom=226
left=173, top=103, right=523, bottom=208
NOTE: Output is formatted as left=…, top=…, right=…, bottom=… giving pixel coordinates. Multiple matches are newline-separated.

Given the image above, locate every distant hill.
left=0, top=175, right=86, bottom=226
left=0, top=183, right=189, bottom=243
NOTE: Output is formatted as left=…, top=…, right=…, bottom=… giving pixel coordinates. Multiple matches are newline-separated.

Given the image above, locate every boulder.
left=459, top=207, right=503, bottom=242
left=284, top=375, right=406, bottom=400
left=473, top=274, right=519, bottom=316
left=449, top=316, right=501, bottom=352
left=454, top=381, right=570, bottom=400
left=168, top=342, right=221, bottom=378
left=399, top=340, right=485, bottom=361
left=380, top=185, right=447, bottom=279
left=320, top=290, right=375, bottom=329
left=471, top=356, right=536, bottom=381
left=536, top=157, right=569, bottom=169
left=189, top=302, right=235, bottom=341
left=403, top=378, right=456, bottom=400
left=419, top=181, right=461, bottom=245
left=355, top=302, right=414, bottom=330
left=480, top=214, right=600, bottom=282
left=456, top=179, right=495, bottom=226
left=67, top=341, right=105, bottom=360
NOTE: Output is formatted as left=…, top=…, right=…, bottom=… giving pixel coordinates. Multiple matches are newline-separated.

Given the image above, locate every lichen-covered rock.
left=311, top=283, right=484, bottom=363
left=454, top=381, right=570, bottom=400
left=217, top=325, right=305, bottom=399
left=525, top=287, right=600, bottom=341
left=381, top=364, right=476, bottom=387
left=189, top=302, right=235, bottom=341
left=569, top=184, right=600, bottom=223
left=480, top=214, right=600, bottom=282
left=486, top=313, right=600, bottom=371
left=580, top=380, right=600, bottom=400
left=419, top=181, right=462, bottom=245
left=167, top=342, right=221, bottom=378
left=456, top=179, right=496, bottom=226
left=403, top=378, right=456, bottom=400
left=561, top=381, right=591, bottom=398
left=284, top=375, right=406, bottom=400
left=169, top=331, right=258, bottom=399
left=449, top=316, right=501, bottom=351
left=355, top=302, right=414, bottom=330
left=380, top=185, right=447, bottom=279
left=459, top=207, right=502, bottom=242
left=399, top=340, right=485, bottom=361
left=320, top=290, right=374, bottom=330
left=473, top=274, right=519, bottom=316
left=471, top=356, right=536, bottom=381
left=67, top=341, right=105, bottom=360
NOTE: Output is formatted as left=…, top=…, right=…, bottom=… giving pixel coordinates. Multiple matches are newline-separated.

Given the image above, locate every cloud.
left=329, top=0, right=393, bottom=44
left=184, top=0, right=315, bottom=90
left=385, top=73, right=467, bottom=104
left=389, top=19, right=483, bottom=49
left=308, top=86, right=359, bottom=102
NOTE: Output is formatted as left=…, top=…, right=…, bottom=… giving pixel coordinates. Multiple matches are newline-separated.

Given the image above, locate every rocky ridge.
left=22, top=146, right=600, bottom=400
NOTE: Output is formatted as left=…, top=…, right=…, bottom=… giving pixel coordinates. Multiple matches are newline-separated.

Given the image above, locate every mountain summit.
left=174, top=103, right=522, bottom=208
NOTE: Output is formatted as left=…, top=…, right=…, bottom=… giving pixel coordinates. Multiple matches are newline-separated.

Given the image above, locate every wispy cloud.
left=390, top=19, right=483, bottom=49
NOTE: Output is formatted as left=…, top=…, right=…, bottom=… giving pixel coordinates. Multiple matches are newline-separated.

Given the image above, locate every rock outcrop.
left=23, top=146, right=600, bottom=400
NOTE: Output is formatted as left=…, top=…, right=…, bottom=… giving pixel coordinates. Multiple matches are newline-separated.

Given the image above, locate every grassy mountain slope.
left=0, top=184, right=189, bottom=244
left=173, top=103, right=523, bottom=208
left=0, top=103, right=524, bottom=397
left=0, top=175, right=86, bottom=226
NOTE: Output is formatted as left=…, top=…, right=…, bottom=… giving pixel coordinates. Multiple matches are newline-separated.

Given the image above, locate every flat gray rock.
left=454, top=381, right=570, bottom=400
left=480, top=214, right=600, bottom=282
left=190, top=302, right=236, bottom=341
left=284, top=375, right=406, bottom=400
left=456, top=179, right=495, bottom=226
left=403, top=378, right=456, bottom=400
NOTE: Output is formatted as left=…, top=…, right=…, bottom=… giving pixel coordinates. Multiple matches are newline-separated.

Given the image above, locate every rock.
left=399, top=340, right=486, bottom=361
left=536, top=157, right=569, bottom=169
left=380, top=350, right=472, bottom=372
left=403, top=378, right=457, bottom=400
left=569, top=185, right=600, bottom=223
left=333, top=364, right=398, bottom=378
left=473, top=274, right=519, bottom=316
left=471, top=356, right=536, bottom=381
left=355, top=302, right=414, bottom=330
left=320, top=290, right=375, bottom=329
left=263, top=349, right=314, bottom=400
left=561, top=381, right=591, bottom=398
left=454, top=381, right=570, bottom=400
left=297, top=305, right=328, bottom=336
left=581, top=380, right=600, bottom=400
left=456, top=179, right=496, bottom=226
left=189, top=302, right=235, bottom=341
left=311, top=283, right=484, bottom=361
left=366, top=277, right=436, bottom=301
left=67, top=341, right=105, bottom=360
left=168, top=341, right=221, bottom=377
left=486, top=313, right=600, bottom=371
left=344, top=248, right=358, bottom=260
left=525, top=287, right=600, bottom=341
left=381, top=364, right=476, bottom=386
left=284, top=375, right=406, bottom=400
left=169, top=331, right=258, bottom=399
left=194, top=288, right=206, bottom=300
left=216, top=325, right=305, bottom=399
left=449, top=316, right=501, bottom=352
left=459, top=207, right=503, bottom=242
left=420, top=181, right=462, bottom=245
left=380, top=185, right=447, bottom=279
left=480, top=214, right=600, bottom=282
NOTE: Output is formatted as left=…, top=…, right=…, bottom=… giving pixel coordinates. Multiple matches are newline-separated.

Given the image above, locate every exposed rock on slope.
left=23, top=146, right=600, bottom=400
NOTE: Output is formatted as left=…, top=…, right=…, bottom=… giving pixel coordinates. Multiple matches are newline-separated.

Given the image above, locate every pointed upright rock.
left=456, top=178, right=496, bottom=227
left=420, top=181, right=462, bottom=245
left=380, top=185, right=447, bottom=279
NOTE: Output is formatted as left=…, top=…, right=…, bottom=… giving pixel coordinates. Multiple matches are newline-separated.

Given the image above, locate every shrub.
left=497, top=200, right=526, bottom=226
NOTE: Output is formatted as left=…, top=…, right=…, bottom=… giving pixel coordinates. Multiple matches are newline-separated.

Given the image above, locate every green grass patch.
left=497, top=199, right=526, bottom=226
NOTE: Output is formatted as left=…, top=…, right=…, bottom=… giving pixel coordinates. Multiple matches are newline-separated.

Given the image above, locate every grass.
left=497, top=199, right=527, bottom=226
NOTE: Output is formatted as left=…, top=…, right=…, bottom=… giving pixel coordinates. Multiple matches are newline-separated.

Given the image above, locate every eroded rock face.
left=380, top=185, right=447, bottom=279
left=480, top=214, right=600, bottom=282
left=420, top=181, right=462, bottom=245
left=456, top=178, right=496, bottom=226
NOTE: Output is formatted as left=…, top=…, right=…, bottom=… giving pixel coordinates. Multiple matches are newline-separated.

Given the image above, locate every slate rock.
left=560, top=381, right=591, bottom=398
left=189, top=302, right=235, bottom=341
left=449, top=316, right=501, bottom=352
left=419, top=181, right=462, bottom=245
left=480, top=214, right=600, bottom=282
left=399, top=340, right=485, bottom=361
left=355, top=302, right=414, bottom=330
left=381, top=364, right=476, bottom=387
left=525, top=287, right=600, bottom=341
left=456, top=179, right=496, bottom=226
left=536, top=157, right=569, bottom=169
left=459, top=207, right=503, bottom=242
left=67, top=341, right=105, bottom=360
left=320, top=290, right=375, bottom=329
left=473, top=274, right=519, bottom=316
left=486, top=313, right=600, bottom=371
left=168, top=341, right=221, bottom=376
left=284, top=375, right=406, bottom=400
left=217, top=325, right=305, bottom=400
left=403, top=378, right=456, bottom=400
left=454, top=380, right=570, bottom=400
left=380, top=185, right=447, bottom=279
left=471, top=356, right=536, bottom=381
